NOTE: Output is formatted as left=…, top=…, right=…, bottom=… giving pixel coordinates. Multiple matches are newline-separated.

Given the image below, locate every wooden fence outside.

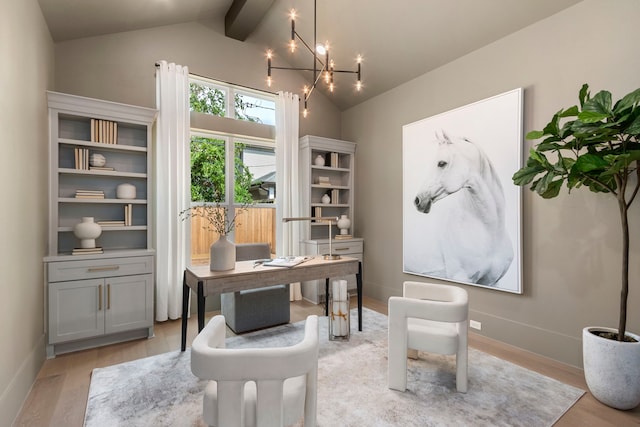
left=190, top=207, right=276, bottom=262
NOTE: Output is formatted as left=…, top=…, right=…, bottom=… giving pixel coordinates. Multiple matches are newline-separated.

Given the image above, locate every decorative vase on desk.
left=210, top=235, right=236, bottom=271
left=73, top=217, right=102, bottom=248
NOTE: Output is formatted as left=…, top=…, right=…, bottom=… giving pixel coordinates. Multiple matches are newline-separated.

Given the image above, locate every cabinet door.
left=105, top=274, right=153, bottom=334
left=49, top=279, right=104, bottom=343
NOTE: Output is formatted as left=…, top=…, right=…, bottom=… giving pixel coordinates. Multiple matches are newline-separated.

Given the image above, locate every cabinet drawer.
left=48, top=256, right=153, bottom=282
left=316, top=240, right=363, bottom=256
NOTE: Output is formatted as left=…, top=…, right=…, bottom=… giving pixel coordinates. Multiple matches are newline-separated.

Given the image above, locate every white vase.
left=337, top=214, right=351, bottom=235
left=321, top=194, right=330, bottom=204
left=210, top=235, right=236, bottom=271
left=583, top=326, right=640, bottom=410
left=73, top=217, right=102, bottom=248
left=314, top=154, right=325, bottom=166
left=89, top=153, right=106, bottom=167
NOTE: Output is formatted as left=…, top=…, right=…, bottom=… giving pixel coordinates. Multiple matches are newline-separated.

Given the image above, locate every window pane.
left=235, top=92, right=276, bottom=125
left=190, top=82, right=227, bottom=117
left=190, top=135, right=226, bottom=202
left=235, top=141, right=276, bottom=204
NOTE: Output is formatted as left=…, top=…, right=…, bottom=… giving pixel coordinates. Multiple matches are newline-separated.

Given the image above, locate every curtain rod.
left=154, top=62, right=277, bottom=96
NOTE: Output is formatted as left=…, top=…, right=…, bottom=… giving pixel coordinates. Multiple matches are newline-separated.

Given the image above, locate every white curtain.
left=154, top=60, right=191, bottom=321
left=275, top=91, right=303, bottom=301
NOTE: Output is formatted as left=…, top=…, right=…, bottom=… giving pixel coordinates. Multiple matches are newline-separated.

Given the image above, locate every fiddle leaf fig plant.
left=513, top=84, right=640, bottom=342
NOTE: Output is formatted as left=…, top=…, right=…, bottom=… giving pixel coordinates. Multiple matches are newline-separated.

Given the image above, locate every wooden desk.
left=181, top=256, right=362, bottom=351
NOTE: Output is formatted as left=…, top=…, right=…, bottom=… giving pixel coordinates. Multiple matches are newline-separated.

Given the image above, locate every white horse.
left=413, top=130, right=513, bottom=286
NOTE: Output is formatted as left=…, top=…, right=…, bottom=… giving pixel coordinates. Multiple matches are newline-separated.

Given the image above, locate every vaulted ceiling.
left=37, top=0, right=582, bottom=111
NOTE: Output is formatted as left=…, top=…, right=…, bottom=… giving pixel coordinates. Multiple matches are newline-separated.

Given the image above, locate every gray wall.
left=341, top=0, right=640, bottom=368
left=0, top=0, right=54, bottom=424
left=54, top=20, right=342, bottom=139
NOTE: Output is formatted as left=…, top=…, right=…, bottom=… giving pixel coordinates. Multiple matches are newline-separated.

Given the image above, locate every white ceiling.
left=37, top=0, right=582, bottom=111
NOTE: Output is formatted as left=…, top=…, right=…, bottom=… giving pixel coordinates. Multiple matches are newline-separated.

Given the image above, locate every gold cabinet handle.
left=334, top=247, right=349, bottom=251
left=107, top=284, right=111, bottom=309
left=88, top=265, right=120, bottom=273
left=98, top=284, right=103, bottom=310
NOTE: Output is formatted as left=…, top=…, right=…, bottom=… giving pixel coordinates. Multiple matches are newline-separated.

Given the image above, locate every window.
left=190, top=78, right=276, bottom=125
left=188, top=77, right=277, bottom=263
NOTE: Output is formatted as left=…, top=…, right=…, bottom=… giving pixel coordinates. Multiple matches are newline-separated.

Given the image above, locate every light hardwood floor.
left=14, top=296, right=639, bottom=426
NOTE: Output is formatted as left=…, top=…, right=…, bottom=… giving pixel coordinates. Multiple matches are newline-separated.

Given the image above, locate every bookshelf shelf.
left=298, top=135, right=363, bottom=304
left=45, top=91, right=157, bottom=358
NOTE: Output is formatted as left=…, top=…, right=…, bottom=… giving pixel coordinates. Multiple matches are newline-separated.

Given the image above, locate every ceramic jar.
left=73, top=217, right=102, bottom=248
left=321, top=194, right=330, bottom=204
left=210, top=235, right=236, bottom=271
left=116, top=183, right=136, bottom=199
left=89, top=153, right=106, bottom=167
left=337, top=215, right=351, bottom=235
left=314, top=154, right=325, bottom=166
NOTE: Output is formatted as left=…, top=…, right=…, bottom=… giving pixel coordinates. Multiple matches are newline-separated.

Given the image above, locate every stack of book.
left=313, top=206, right=322, bottom=220
left=74, top=148, right=90, bottom=170
left=89, top=165, right=114, bottom=171
left=72, top=247, right=103, bottom=255
left=329, top=152, right=339, bottom=167
left=317, top=176, right=331, bottom=186
left=335, top=234, right=353, bottom=240
left=75, top=189, right=104, bottom=199
left=331, top=189, right=340, bottom=204
left=91, top=119, right=118, bottom=144
left=124, top=203, right=133, bottom=226
left=97, top=220, right=125, bottom=227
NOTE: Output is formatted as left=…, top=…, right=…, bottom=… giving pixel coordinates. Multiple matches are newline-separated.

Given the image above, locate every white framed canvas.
left=402, top=88, right=523, bottom=293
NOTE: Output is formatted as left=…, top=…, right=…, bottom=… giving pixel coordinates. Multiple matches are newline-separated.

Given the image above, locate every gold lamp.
left=282, top=216, right=341, bottom=259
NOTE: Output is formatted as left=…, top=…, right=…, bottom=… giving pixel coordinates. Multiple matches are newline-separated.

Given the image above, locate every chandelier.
left=266, top=0, right=362, bottom=117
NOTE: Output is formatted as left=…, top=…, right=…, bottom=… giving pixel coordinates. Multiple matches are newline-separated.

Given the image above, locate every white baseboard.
left=0, top=334, right=46, bottom=427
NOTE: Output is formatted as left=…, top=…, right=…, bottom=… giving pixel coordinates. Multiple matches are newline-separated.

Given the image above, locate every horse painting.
left=413, top=130, right=513, bottom=286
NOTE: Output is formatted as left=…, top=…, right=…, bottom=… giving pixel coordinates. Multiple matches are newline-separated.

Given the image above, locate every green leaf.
left=512, top=164, right=544, bottom=186
left=526, top=130, right=545, bottom=140
left=578, top=111, right=610, bottom=123
left=574, top=154, right=608, bottom=173
left=583, top=90, right=612, bottom=116
left=613, top=88, right=640, bottom=114
left=539, top=178, right=563, bottom=199
left=626, top=114, right=640, bottom=135
left=578, top=84, right=589, bottom=108
left=559, top=105, right=579, bottom=118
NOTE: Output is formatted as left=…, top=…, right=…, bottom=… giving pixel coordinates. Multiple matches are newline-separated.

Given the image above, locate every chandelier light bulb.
left=267, top=76, right=272, bottom=87
left=289, top=40, right=296, bottom=52
left=356, top=80, right=362, bottom=91
left=316, top=44, right=327, bottom=55
left=356, top=55, right=362, bottom=64
left=290, top=9, right=296, bottom=20
left=303, top=108, right=308, bottom=118
left=329, top=82, right=335, bottom=92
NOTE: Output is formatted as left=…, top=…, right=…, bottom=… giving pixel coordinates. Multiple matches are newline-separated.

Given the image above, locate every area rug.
left=84, top=309, right=584, bottom=427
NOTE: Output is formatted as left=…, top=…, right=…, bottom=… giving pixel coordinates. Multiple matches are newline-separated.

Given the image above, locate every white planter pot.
left=210, top=235, right=236, bottom=271
left=583, top=326, right=640, bottom=410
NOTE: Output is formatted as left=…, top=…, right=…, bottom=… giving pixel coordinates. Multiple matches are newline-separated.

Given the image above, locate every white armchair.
left=191, top=314, right=319, bottom=427
left=388, top=280, right=469, bottom=393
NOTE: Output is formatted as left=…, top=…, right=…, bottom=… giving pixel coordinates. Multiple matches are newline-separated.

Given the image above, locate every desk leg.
left=181, top=271, right=189, bottom=352
left=197, top=281, right=205, bottom=332
left=325, top=278, right=330, bottom=316
left=357, top=261, right=363, bottom=331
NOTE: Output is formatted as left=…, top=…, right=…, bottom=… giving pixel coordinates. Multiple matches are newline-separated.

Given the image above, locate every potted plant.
left=513, top=84, right=640, bottom=410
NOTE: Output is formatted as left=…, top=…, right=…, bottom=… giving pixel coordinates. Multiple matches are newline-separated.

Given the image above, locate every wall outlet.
left=469, top=320, right=482, bottom=330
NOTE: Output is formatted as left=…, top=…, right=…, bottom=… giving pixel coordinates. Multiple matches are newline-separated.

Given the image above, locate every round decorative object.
left=321, top=194, right=330, bottom=204
left=583, top=326, right=640, bottom=410
left=89, top=153, right=106, bottom=167
left=116, top=183, right=136, bottom=199
left=337, top=214, right=351, bottom=235
left=210, top=235, right=236, bottom=271
left=314, top=154, right=325, bottom=166
left=73, top=217, right=102, bottom=249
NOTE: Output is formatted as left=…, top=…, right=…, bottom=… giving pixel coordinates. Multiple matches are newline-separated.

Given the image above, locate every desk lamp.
left=282, top=216, right=340, bottom=259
